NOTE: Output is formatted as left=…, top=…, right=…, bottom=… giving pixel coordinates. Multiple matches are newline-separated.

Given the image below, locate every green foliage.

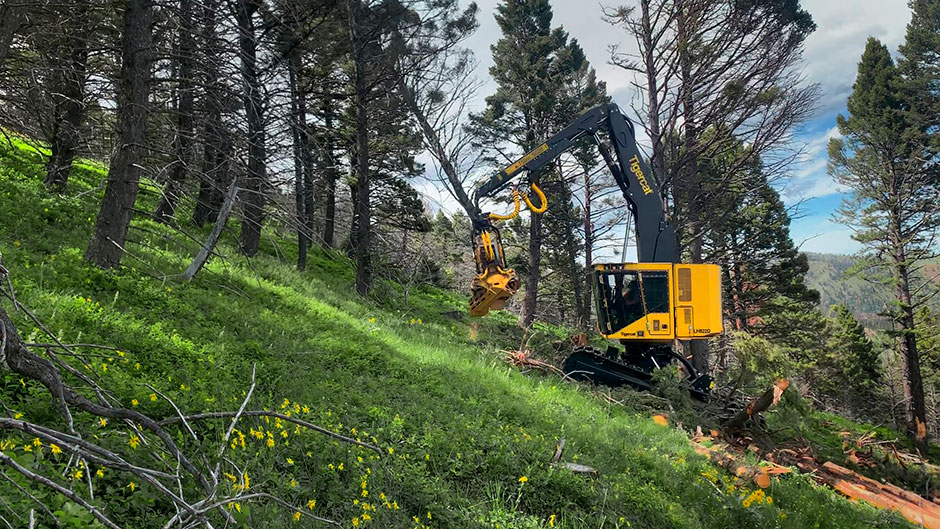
left=0, top=138, right=919, bottom=528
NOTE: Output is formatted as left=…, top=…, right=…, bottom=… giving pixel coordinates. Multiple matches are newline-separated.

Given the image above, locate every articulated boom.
left=467, top=103, right=723, bottom=396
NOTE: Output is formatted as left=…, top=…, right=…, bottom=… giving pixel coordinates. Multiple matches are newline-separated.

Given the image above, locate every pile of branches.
left=0, top=262, right=379, bottom=528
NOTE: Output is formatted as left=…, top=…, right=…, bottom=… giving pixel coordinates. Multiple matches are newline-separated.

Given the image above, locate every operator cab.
left=592, top=263, right=723, bottom=342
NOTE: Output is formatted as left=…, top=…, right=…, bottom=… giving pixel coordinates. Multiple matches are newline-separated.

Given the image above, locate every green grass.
left=0, top=136, right=917, bottom=528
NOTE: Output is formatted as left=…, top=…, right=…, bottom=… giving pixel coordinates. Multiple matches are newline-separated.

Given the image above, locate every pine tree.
left=471, top=0, right=592, bottom=326
left=826, top=304, right=883, bottom=419
left=829, top=37, right=940, bottom=452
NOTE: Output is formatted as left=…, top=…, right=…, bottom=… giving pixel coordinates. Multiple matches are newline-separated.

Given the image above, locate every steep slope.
left=0, top=137, right=915, bottom=528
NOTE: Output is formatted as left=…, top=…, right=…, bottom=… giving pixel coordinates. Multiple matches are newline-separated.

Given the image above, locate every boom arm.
left=474, top=104, right=677, bottom=263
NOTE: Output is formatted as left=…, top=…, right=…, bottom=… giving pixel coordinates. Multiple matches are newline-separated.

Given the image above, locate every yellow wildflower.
left=266, top=437, right=275, bottom=448
left=13, top=412, right=22, bottom=419
left=518, top=476, right=528, bottom=483
left=117, top=351, right=125, bottom=357
left=307, top=499, right=316, bottom=510
left=50, top=443, right=61, bottom=455
left=369, top=317, right=376, bottom=323
left=243, top=472, right=250, bottom=489
left=234, top=502, right=241, bottom=513
left=290, top=478, right=297, bottom=488
left=32, top=438, right=41, bottom=447
left=98, top=418, right=107, bottom=427
left=352, top=518, right=360, bottom=527
left=338, top=462, right=344, bottom=471
left=96, top=468, right=104, bottom=478
left=131, top=399, right=138, bottom=407
left=23, top=445, right=31, bottom=452
left=387, top=447, right=394, bottom=455
left=293, top=511, right=301, bottom=522
left=281, top=398, right=290, bottom=409
left=549, top=514, right=556, bottom=527
left=302, top=405, right=310, bottom=414
left=72, top=469, right=83, bottom=480
left=150, top=393, right=157, bottom=402
left=128, top=482, right=136, bottom=492
left=135, top=363, right=141, bottom=370
left=362, top=514, right=371, bottom=521
left=129, top=436, right=140, bottom=449
left=287, top=457, right=294, bottom=465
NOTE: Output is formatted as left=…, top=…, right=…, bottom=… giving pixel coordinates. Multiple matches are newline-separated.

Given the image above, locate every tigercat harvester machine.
left=468, top=103, right=723, bottom=397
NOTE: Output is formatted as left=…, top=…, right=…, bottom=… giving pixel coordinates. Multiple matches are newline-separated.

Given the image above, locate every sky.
left=415, top=0, right=915, bottom=256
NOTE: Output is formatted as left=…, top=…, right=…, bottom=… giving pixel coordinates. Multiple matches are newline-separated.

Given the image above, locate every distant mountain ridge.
left=804, top=252, right=940, bottom=329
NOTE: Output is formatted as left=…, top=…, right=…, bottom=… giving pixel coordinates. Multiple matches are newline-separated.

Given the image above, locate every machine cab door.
left=593, top=265, right=674, bottom=340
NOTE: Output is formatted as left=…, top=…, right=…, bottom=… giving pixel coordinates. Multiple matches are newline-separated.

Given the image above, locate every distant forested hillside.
left=804, top=253, right=940, bottom=329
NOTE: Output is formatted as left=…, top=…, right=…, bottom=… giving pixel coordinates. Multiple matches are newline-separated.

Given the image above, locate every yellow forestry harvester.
left=468, top=104, right=724, bottom=397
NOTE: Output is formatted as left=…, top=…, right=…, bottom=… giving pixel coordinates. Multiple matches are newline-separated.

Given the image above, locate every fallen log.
left=724, top=379, right=789, bottom=429
left=797, top=459, right=940, bottom=529
left=691, top=441, right=790, bottom=489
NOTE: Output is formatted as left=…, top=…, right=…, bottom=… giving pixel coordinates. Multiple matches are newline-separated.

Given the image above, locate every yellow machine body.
left=593, top=262, right=723, bottom=342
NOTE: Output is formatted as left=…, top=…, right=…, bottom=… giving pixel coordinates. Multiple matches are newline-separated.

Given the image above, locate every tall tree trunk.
left=236, top=0, right=266, bottom=257
left=677, top=4, right=709, bottom=373
left=154, top=0, right=196, bottom=223
left=522, top=173, right=542, bottom=326
left=0, top=2, right=24, bottom=68
left=893, top=231, right=928, bottom=453
left=85, top=0, right=152, bottom=268
left=581, top=165, right=594, bottom=328
left=319, top=98, right=338, bottom=247
left=288, top=50, right=312, bottom=270
left=191, top=0, right=221, bottom=227
left=347, top=0, right=371, bottom=295
left=45, top=15, right=90, bottom=191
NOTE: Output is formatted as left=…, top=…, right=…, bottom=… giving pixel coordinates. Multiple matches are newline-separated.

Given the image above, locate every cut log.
left=724, top=379, right=789, bottom=429
left=691, top=442, right=783, bottom=489
left=798, top=458, right=940, bottom=529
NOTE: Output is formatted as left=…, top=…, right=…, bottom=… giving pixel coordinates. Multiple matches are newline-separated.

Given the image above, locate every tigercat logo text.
left=504, top=143, right=549, bottom=177
left=628, top=155, right=654, bottom=195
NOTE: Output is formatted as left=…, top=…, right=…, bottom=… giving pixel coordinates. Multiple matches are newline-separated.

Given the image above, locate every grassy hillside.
left=805, top=252, right=940, bottom=328
left=0, top=137, right=916, bottom=528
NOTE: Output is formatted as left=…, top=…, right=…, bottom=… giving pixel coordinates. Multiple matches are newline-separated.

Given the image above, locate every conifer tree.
left=829, top=37, right=940, bottom=452
left=826, top=304, right=883, bottom=418
left=471, top=0, right=592, bottom=325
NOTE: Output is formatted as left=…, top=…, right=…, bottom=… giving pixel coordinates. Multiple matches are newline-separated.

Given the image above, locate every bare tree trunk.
left=45, top=13, right=90, bottom=191
left=236, top=0, right=266, bottom=257
left=319, top=98, right=338, bottom=248
left=183, top=182, right=237, bottom=280
left=191, top=0, right=222, bottom=227
left=0, top=2, right=24, bottom=67
left=894, top=237, right=928, bottom=453
left=288, top=50, right=311, bottom=270
left=581, top=165, right=594, bottom=328
left=347, top=0, right=371, bottom=295
left=84, top=0, right=152, bottom=269
left=522, top=174, right=542, bottom=326
left=677, top=5, right=709, bottom=373
left=154, top=0, right=196, bottom=223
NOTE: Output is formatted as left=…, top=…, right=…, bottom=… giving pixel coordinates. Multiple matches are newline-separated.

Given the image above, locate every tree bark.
left=347, top=0, right=371, bottom=295
left=894, top=238, right=928, bottom=453
left=191, top=0, right=222, bottom=227
left=183, top=181, right=237, bottom=280
left=44, top=14, right=90, bottom=191
left=154, top=0, right=196, bottom=223
left=677, top=5, right=709, bottom=373
left=522, top=174, right=542, bottom=326
left=319, top=98, right=338, bottom=248
left=0, top=2, right=24, bottom=68
left=236, top=0, right=266, bottom=257
left=84, top=0, right=153, bottom=269
left=581, top=164, right=594, bottom=328
left=288, top=50, right=312, bottom=270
